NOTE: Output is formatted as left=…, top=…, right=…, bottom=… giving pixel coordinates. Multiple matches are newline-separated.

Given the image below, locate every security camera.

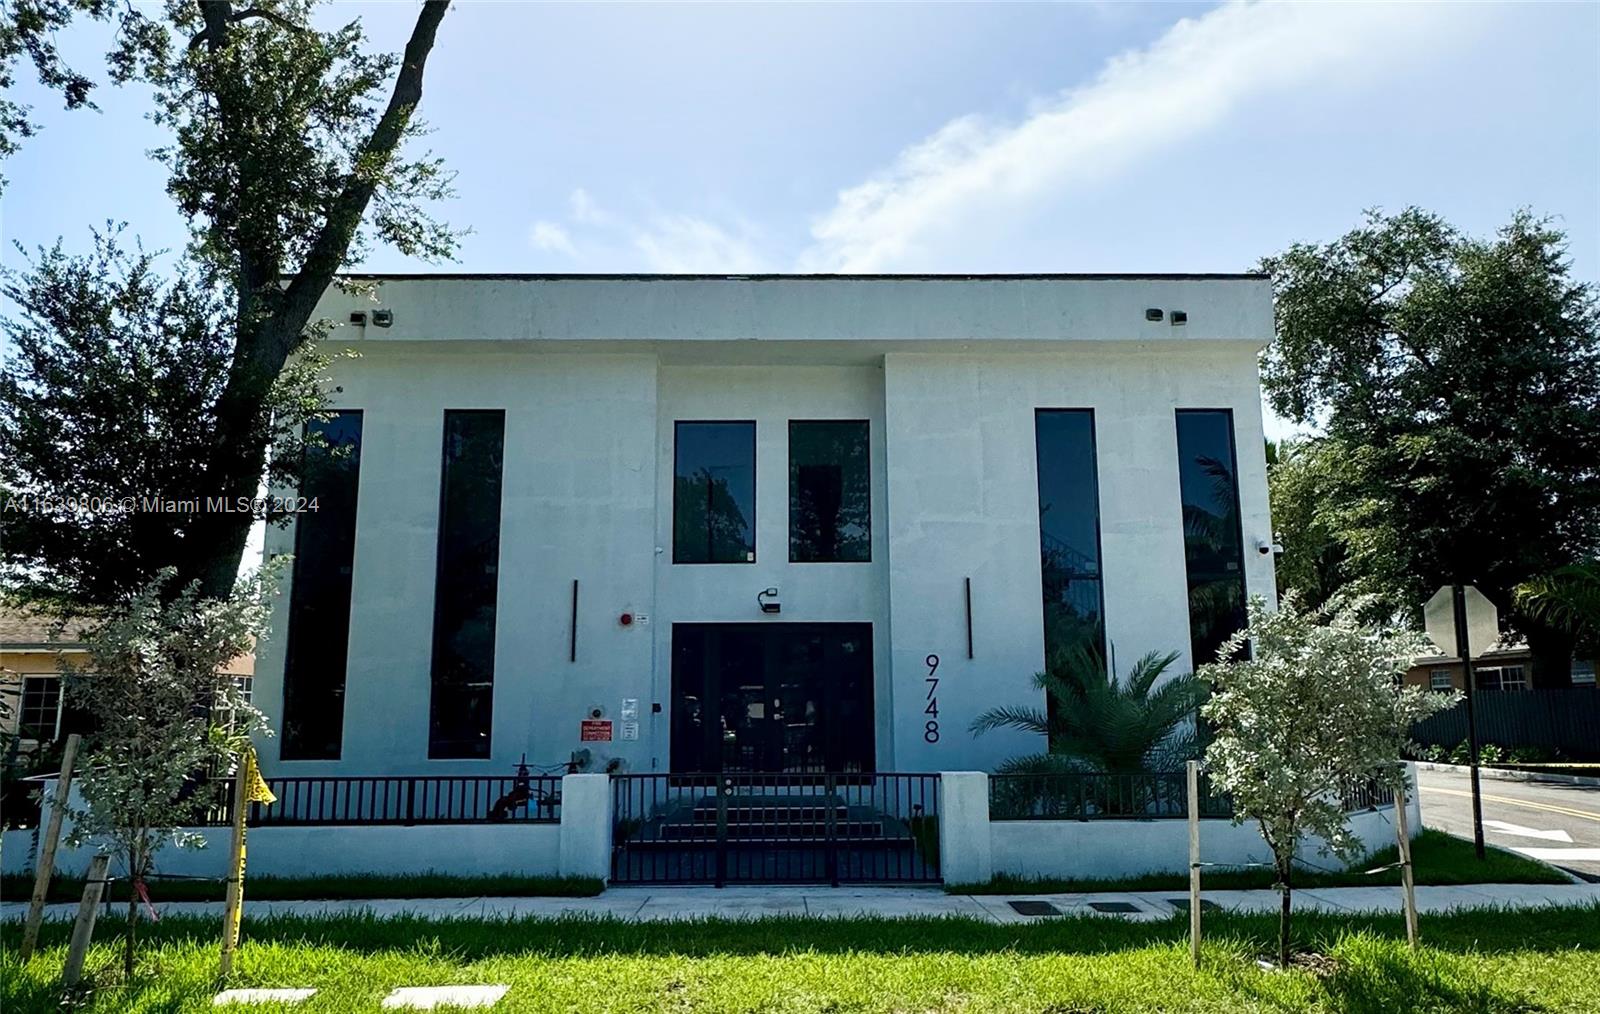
left=1257, top=540, right=1284, bottom=556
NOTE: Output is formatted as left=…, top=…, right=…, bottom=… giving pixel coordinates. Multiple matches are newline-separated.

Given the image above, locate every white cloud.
left=529, top=220, right=576, bottom=256
left=569, top=187, right=613, bottom=227
left=798, top=0, right=1472, bottom=272
left=632, top=215, right=771, bottom=273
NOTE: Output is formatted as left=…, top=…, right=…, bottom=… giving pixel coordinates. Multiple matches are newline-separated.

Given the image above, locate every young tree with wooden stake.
left=61, top=568, right=274, bottom=978
left=19, top=732, right=80, bottom=961
left=220, top=744, right=276, bottom=977
left=1197, top=594, right=1452, bottom=967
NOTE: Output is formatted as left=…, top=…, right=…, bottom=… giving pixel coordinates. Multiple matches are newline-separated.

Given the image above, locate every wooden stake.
left=219, top=759, right=249, bottom=977
left=1394, top=783, right=1419, bottom=948
left=60, top=853, right=109, bottom=989
left=21, top=732, right=81, bottom=961
left=1187, top=759, right=1202, bottom=967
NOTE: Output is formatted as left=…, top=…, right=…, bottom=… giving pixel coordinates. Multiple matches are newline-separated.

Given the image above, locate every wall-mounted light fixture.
left=349, top=311, right=368, bottom=325
left=1170, top=310, right=1188, bottom=326
left=757, top=587, right=781, bottom=614
left=372, top=309, right=394, bottom=328
left=1145, top=308, right=1164, bottom=322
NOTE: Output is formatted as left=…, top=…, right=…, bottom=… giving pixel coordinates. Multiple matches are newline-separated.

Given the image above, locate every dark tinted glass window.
left=428, top=410, right=505, bottom=759
left=1035, top=410, right=1105, bottom=670
left=280, top=411, right=363, bottom=760
left=1176, top=410, right=1247, bottom=666
left=673, top=421, right=756, bottom=563
left=789, top=420, right=870, bottom=562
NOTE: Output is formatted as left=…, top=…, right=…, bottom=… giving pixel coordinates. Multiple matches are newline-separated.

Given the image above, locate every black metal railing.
left=222, top=774, right=563, bottom=826
left=1338, top=777, right=1390, bottom=813
left=988, top=771, right=1234, bottom=821
left=610, top=772, right=941, bottom=885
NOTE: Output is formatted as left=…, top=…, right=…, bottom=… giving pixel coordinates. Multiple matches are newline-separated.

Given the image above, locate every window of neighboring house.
left=674, top=421, right=756, bottom=564
left=428, top=409, right=506, bottom=760
left=19, top=676, right=62, bottom=741
left=1478, top=665, right=1529, bottom=691
left=1571, top=659, right=1596, bottom=686
left=1175, top=410, right=1248, bottom=667
left=789, top=420, right=870, bottom=562
left=1430, top=668, right=1454, bottom=691
left=280, top=410, right=364, bottom=761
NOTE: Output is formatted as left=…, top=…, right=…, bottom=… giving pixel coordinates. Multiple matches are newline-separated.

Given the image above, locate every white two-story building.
left=253, top=274, right=1277, bottom=782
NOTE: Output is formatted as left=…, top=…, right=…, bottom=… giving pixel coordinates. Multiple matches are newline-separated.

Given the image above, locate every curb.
left=1414, top=761, right=1600, bottom=788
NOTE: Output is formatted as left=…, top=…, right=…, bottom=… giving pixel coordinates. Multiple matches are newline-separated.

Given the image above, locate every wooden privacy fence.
left=1412, top=688, right=1600, bottom=760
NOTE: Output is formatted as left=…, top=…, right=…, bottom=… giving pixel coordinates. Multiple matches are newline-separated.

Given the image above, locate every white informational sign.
left=621, top=698, right=639, bottom=721
left=1423, top=585, right=1499, bottom=658
left=620, top=721, right=639, bottom=741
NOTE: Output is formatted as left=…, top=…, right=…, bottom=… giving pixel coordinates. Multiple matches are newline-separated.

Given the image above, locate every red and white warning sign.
left=580, top=719, right=613, bottom=742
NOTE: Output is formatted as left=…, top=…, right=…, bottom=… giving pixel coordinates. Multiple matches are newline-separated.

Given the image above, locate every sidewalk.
left=7, top=882, right=1600, bottom=925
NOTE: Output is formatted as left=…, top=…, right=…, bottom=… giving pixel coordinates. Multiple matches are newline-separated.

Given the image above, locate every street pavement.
left=1416, top=766, right=1600, bottom=880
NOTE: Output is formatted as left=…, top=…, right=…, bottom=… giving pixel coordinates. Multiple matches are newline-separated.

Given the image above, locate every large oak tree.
left=1261, top=208, right=1600, bottom=683
left=2, top=0, right=453, bottom=606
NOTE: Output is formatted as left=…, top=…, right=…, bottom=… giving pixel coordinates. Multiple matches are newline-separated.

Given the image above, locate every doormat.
left=1087, top=901, right=1141, bottom=913
left=1007, top=900, right=1063, bottom=916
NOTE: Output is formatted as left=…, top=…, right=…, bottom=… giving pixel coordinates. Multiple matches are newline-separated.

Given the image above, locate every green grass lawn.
left=0, top=872, right=603, bottom=905
left=4, top=906, right=1599, bottom=1013
left=954, top=829, right=1570, bottom=894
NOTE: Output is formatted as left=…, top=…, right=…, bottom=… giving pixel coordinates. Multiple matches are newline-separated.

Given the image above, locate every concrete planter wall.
left=2, top=773, right=607, bottom=881
left=943, top=764, right=1424, bottom=885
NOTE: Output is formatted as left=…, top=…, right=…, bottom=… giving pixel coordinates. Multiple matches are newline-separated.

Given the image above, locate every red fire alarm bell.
left=619, top=612, right=634, bottom=627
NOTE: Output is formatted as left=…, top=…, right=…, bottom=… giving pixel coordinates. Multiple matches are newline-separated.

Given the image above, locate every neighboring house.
left=1402, top=586, right=1597, bottom=692
left=253, top=273, right=1279, bottom=780
left=0, top=609, right=255, bottom=750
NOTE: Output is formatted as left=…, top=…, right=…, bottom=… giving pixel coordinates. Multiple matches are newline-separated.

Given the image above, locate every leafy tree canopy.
left=1261, top=208, right=1600, bottom=678
left=1, top=0, right=454, bottom=606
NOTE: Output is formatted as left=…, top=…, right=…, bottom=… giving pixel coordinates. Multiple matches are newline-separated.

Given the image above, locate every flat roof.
left=339, top=272, right=1268, bottom=282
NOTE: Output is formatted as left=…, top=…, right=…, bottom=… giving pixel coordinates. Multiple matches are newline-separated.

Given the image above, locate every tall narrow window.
left=790, top=420, right=870, bottom=562
left=1175, top=409, right=1247, bottom=667
left=673, top=421, right=756, bottom=564
left=1034, top=410, right=1106, bottom=670
left=280, top=411, right=363, bottom=760
left=428, top=410, right=505, bottom=759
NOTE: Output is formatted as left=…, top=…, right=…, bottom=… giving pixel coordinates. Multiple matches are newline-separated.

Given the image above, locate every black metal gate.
left=610, top=773, right=941, bottom=885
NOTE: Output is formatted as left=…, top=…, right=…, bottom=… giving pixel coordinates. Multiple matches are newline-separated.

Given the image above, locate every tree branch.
left=272, top=0, right=449, bottom=354
left=189, top=0, right=235, bottom=52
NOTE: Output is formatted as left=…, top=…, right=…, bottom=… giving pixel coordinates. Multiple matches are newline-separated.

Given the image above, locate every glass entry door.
left=671, top=623, right=874, bottom=773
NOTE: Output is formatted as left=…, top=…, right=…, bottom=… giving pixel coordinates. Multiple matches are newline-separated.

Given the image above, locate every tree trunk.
left=172, top=0, right=451, bottom=603
left=1277, top=856, right=1293, bottom=967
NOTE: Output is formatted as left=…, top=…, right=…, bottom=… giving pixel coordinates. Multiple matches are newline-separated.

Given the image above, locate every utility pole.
left=1451, top=583, right=1486, bottom=860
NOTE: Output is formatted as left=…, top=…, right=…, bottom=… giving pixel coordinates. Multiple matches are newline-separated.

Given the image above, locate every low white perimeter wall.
left=4, top=773, right=607, bottom=882
left=989, top=807, right=1407, bottom=882
left=12, top=824, right=561, bottom=880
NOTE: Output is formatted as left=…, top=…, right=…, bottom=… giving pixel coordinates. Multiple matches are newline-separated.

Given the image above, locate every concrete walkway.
left=7, top=882, right=1600, bottom=925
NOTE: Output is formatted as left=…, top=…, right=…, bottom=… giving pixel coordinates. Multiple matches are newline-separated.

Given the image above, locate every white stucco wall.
left=30, top=824, right=561, bottom=880
left=882, top=344, right=1276, bottom=772
left=255, top=349, right=660, bottom=776
left=248, top=275, right=1275, bottom=779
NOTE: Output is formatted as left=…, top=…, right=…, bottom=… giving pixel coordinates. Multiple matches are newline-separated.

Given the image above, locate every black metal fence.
left=989, top=771, right=1232, bottom=821
left=611, top=772, right=941, bottom=885
left=990, top=771, right=1392, bottom=821
left=1413, top=689, right=1600, bottom=760
left=194, top=774, right=563, bottom=826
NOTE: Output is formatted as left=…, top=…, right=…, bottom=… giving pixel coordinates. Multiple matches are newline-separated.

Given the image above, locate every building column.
left=938, top=771, right=992, bottom=886
left=558, top=773, right=612, bottom=881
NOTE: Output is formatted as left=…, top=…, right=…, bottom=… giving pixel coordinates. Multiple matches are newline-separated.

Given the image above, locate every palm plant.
left=1514, top=561, right=1600, bottom=645
left=971, top=644, right=1205, bottom=775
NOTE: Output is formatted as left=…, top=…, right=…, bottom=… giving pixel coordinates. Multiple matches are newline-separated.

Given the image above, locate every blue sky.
left=3, top=1, right=1597, bottom=438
